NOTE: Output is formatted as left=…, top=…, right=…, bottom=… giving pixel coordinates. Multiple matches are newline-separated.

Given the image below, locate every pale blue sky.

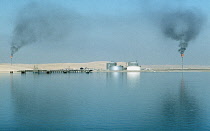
left=0, top=0, right=210, bottom=65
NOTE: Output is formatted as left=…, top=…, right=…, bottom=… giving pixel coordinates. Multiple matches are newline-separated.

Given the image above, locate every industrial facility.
left=106, top=62, right=117, bottom=70
left=106, top=61, right=141, bottom=71
left=127, top=61, right=141, bottom=71
left=106, top=62, right=124, bottom=71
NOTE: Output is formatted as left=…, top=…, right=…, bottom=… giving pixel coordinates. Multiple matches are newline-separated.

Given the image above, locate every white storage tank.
left=109, top=66, right=124, bottom=71
left=107, top=62, right=117, bottom=70
left=128, top=61, right=138, bottom=66
left=127, top=66, right=141, bottom=71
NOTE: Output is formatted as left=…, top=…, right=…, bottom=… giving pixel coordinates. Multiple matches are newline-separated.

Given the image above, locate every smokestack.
left=10, top=55, right=13, bottom=65
left=181, top=54, right=184, bottom=57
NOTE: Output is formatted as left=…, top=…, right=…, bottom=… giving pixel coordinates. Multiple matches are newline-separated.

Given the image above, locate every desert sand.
left=1, top=61, right=210, bottom=73
left=0, top=61, right=110, bottom=73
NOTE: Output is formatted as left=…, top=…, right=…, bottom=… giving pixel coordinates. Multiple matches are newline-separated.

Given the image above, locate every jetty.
left=17, top=69, right=93, bottom=74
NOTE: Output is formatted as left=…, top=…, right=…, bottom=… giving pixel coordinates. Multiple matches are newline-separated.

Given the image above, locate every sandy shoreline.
left=1, top=61, right=210, bottom=73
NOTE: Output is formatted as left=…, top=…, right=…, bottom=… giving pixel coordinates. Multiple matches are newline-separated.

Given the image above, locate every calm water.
left=1, top=72, right=210, bottom=130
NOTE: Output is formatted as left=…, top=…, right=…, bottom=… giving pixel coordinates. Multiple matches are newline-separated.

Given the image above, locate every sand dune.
left=0, top=61, right=109, bottom=73
left=1, top=61, right=210, bottom=73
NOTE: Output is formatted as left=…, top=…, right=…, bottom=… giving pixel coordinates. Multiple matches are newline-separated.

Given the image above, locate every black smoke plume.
left=10, top=2, right=79, bottom=56
left=161, top=9, right=205, bottom=54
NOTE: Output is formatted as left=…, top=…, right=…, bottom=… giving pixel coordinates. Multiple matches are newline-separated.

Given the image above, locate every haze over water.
left=1, top=72, right=210, bottom=130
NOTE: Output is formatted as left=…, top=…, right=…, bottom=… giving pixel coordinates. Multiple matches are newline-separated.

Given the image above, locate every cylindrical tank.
left=107, top=62, right=117, bottom=70
left=109, top=66, right=124, bottom=71
left=128, top=61, right=138, bottom=66
left=127, top=66, right=141, bottom=71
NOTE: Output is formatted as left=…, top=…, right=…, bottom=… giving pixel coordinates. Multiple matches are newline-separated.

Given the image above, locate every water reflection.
left=106, top=72, right=125, bottom=88
left=126, top=72, right=141, bottom=88
left=161, top=74, right=200, bottom=130
left=7, top=72, right=205, bottom=130
left=9, top=75, right=74, bottom=130
left=106, top=72, right=141, bottom=88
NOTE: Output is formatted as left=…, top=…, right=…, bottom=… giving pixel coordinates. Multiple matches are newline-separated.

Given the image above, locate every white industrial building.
left=109, top=65, right=124, bottom=71
left=127, top=66, right=141, bottom=71
left=106, top=61, right=141, bottom=71
left=126, top=61, right=141, bottom=71
left=106, top=62, right=124, bottom=71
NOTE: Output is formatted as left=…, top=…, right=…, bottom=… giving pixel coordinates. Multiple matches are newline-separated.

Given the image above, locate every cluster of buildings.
left=106, top=61, right=141, bottom=71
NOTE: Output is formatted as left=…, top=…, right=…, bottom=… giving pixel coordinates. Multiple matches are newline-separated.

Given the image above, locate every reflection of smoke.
left=11, top=2, right=79, bottom=56
left=161, top=9, right=205, bottom=54
left=160, top=76, right=200, bottom=130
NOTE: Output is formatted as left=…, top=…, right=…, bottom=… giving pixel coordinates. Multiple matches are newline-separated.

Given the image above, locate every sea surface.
left=1, top=72, right=210, bottom=130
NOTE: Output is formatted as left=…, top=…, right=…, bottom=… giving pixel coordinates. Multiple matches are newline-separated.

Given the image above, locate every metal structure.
left=109, top=66, right=124, bottom=71
left=10, top=56, right=13, bottom=65
left=106, top=62, right=117, bottom=70
left=17, top=69, right=93, bottom=74
left=127, top=61, right=138, bottom=66
left=127, top=66, right=141, bottom=71
left=181, top=54, right=184, bottom=70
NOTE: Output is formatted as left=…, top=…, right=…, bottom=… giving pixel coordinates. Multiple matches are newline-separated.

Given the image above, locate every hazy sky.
left=0, top=0, right=210, bottom=65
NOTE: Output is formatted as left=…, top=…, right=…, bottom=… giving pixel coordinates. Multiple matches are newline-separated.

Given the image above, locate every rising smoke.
left=161, top=9, right=205, bottom=54
left=10, top=2, right=79, bottom=56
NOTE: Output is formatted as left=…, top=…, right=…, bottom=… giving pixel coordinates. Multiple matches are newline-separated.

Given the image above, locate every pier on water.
left=17, top=69, right=93, bottom=74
